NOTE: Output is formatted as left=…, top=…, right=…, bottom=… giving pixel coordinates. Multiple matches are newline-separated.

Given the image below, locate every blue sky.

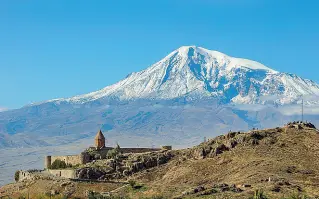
left=0, top=0, right=318, bottom=109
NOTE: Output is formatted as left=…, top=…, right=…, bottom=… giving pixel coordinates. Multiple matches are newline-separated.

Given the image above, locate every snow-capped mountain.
left=44, top=46, right=319, bottom=106
left=2, top=45, right=319, bottom=149
left=3, top=46, right=319, bottom=190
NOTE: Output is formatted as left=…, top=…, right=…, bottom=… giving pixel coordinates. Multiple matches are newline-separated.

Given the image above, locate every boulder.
left=77, top=168, right=105, bottom=180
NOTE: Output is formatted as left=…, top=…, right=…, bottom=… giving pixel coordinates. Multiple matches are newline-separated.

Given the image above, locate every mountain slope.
left=1, top=46, right=319, bottom=187
left=41, top=46, right=319, bottom=105
left=1, top=46, right=319, bottom=149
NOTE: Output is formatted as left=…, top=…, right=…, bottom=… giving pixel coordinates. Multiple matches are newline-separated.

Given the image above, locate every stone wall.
left=18, top=171, right=33, bottom=182
left=121, top=148, right=162, bottom=154
left=18, top=170, right=44, bottom=182
left=48, top=169, right=76, bottom=179
left=50, top=155, right=82, bottom=166
left=93, top=147, right=162, bottom=159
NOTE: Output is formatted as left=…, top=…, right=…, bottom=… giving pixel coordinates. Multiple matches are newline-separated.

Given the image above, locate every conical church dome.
left=95, top=130, right=105, bottom=140
left=94, top=130, right=105, bottom=149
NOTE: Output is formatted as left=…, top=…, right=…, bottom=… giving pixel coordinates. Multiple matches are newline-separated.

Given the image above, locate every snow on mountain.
left=43, top=46, right=319, bottom=106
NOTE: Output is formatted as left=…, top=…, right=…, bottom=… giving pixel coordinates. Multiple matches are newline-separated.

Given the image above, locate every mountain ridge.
left=1, top=46, right=319, bottom=150
left=28, top=46, right=319, bottom=106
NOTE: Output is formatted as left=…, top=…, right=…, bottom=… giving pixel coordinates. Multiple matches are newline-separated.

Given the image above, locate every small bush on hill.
left=281, top=194, right=311, bottom=199
left=249, top=189, right=268, bottom=199
left=14, top=170, right=20, bottom=182
left=107, top=144, right=121, bottom=159
left=128, top=180, right=136, bottom=188
left=87, top=191, right=130, bottom=199
left=139, top=196, right=165, bottom=199
left=49, top=159, right=72, bottom=169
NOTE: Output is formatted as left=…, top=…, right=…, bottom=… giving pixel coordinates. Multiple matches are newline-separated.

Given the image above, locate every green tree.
left=14, top=170, right=20, bottom=182
left=107, top=144, right=122, bottom=159
left=49, top=159, right=72, bottom=169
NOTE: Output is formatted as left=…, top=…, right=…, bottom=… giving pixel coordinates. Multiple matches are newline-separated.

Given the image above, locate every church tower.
left=95, top=130, right=105, bottom=149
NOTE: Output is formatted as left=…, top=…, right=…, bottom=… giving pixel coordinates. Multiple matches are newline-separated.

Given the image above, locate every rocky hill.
left=2, top=122, right=319, bottom=198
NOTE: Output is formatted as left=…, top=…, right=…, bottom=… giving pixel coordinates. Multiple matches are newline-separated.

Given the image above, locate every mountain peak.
left=170, top=46, right=278, bottom=74
left=38, top=46, right=319, bottom=106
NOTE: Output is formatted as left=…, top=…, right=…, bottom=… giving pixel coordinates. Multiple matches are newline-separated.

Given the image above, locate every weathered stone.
left=298, top=169, right=314, bottom=175
left=182, top=186, right=206, bottom=195
left=199, top=188, right=218, bottom=196
left=193, top=186, right=205, bottom=193
left=271, top=185, right=281, bottom=192
left=286, top=166, right=297, bottom=174
left=77, top=168, right=105, bottom=180
left=215, top=144, right=229, bottom=156
left=226, top=140, right=238, bottom=148
left=51, top=190, right=58, bottom=195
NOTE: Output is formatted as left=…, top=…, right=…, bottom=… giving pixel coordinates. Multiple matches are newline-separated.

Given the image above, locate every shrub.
left=49, top=159, right=72, bottom=169
left=107, top=149, right=117, bottom=159
left=87, top=191, right=130, bottom=199
left=128, top=180, right=136, bottom=188
left=140, top=196, right=165, bottom=199
left=281, top=194, right=311, bottom=199
left=14, top=170, right=20, bottom=182
left=250, top=189, right=268, bottom=199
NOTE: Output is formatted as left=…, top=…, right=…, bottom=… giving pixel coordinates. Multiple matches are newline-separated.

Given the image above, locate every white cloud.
left=0, top=107, right=8, bottom=112
left=231, top=104, right=269, bottom=111
left=232, top=103, right=319, bottom=116
left=277, top=104, right=319, bottom=116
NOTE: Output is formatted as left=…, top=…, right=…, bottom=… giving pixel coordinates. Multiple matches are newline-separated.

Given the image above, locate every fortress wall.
left=48, top=169, right=76, bottom=179
left=51, top=155, right=82, bottom=166
left=94, top=147, right=162, bottom=158
left=121, top=148, right=162, bottom=154
left=18, top=171, right=33, bottom=182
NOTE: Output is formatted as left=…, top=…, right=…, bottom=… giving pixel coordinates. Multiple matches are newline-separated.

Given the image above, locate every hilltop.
left=2, top=122, right=319, bottom=198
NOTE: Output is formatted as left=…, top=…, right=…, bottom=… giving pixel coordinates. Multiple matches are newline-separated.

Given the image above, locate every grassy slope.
left=129, top=126, right=319, bottom=198
left=2, top=125, right=319, bottom=199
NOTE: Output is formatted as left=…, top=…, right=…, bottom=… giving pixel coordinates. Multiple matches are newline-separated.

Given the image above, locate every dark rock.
left=286, top=166, right=297, bottom=174
left=226, top=140, right=238, bottom=148
left=51, top=190, right=58, bottom=196
left=229, top=184, right=243, bottom=193
left=213, top=183, right=230, bottom=192
left=250, top=131, right=266, bottom=140
left=194, top=148, right=205, bottom=159
left=271, top=185, right=281, bottom=192
left=182, top=186, right=206, bottom=195
left=250, top=138, right=259, bottom=145
left=215, top=144, right=229, bottom=156
left=298, top=169, right=314, bottom=175
left=200, top=188, right=218, bottom=196
left=194, top=186, right=206, bottom=193
left=225, top=132, right=238, bottom=139
left=77, top=168, right=105, bottom=180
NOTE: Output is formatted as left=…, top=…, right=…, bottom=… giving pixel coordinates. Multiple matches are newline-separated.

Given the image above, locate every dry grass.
left=2, top=125, right=319, bottom=199
left=128, top=126, right=319, bottom=198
